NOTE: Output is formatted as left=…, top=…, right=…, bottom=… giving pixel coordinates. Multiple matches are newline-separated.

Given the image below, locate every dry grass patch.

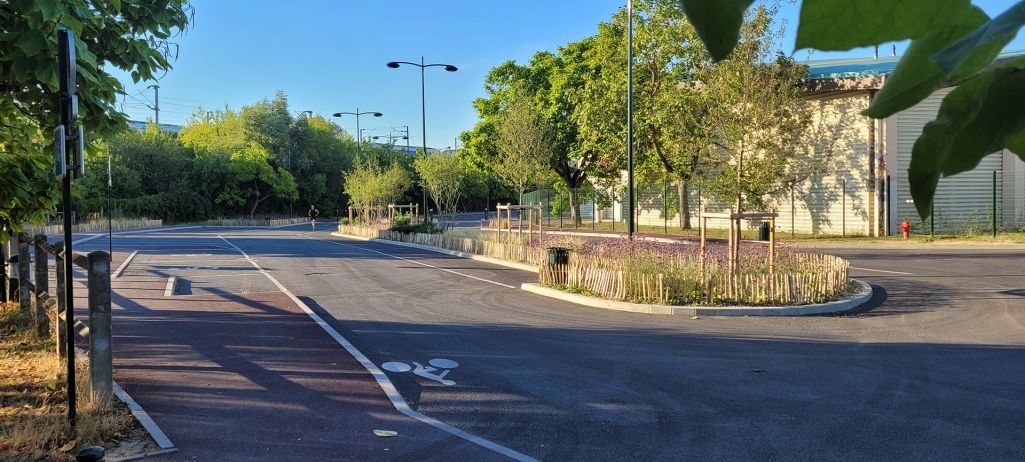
left=0, top=302, right=136, bottom=461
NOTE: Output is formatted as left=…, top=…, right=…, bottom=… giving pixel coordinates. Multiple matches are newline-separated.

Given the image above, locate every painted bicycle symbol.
left=381, top=358, right=459, bottom=386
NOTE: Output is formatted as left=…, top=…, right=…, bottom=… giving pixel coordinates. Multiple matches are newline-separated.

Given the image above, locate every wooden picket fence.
left=338, top=225, right=546, bottom=266
left=24, top=218, right=163, bottom=236
left=539, top=252, right=850, bottom=306
left=338, top=224, right=851, bottom=306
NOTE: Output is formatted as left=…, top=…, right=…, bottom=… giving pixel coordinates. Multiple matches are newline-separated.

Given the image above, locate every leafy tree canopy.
left=677, top=0, right=1025, bottom=219
left=0, top=0, right=191, bottom=241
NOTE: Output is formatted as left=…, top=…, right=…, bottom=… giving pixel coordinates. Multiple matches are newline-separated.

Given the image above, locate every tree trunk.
left=678, top=181, right=690, bottom=230
left=568, top=188, right=581, bottom=226
left=249, top=193, right=272, bottom=220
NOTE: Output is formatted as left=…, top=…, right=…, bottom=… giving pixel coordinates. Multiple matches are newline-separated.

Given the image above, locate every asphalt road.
left=96, top=226, right=1025, bottom=461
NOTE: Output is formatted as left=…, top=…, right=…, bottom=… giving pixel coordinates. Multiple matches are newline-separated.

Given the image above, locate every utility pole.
left=147, top=84, right=160, bottom=126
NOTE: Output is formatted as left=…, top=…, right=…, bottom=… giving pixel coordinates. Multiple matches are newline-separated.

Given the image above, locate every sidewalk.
left=105, top=251, right=501, bottom=461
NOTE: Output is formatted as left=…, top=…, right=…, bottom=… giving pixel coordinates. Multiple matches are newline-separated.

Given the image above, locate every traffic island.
left=521, top=279, right=873, bottom=316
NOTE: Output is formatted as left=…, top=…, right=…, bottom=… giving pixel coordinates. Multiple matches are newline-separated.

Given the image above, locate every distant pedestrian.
left=901, top=218, right=911, bottom=240
left=308, top=205, right=320, bottom=231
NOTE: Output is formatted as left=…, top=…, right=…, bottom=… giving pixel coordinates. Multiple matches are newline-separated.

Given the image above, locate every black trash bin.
left=758, top=222, right=770, bottom=241
left=547, top=247, right=570, bottom=266
left=546, top=247, right=571, bottom=285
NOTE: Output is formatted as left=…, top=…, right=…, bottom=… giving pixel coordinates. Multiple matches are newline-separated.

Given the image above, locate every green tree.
left=494, top=90, right=553, bottom=204
left=0, top=0, right=191, bottom=241
left=413, top=151, right=473, bottom=218
left=697, top=6, right=818, bottom=212
left=343, top=160, right=411, bottom=221
left=678, top=0, right=1025, bottom=219
left=179, top=107, right=299, bottom=218
left=578, top=0, right=711, bottom=228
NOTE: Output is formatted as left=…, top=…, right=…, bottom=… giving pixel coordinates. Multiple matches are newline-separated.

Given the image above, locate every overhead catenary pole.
left=147, top=84, right=159, bottom=126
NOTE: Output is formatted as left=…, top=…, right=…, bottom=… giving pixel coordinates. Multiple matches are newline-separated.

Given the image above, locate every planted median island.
left=338, top=217, right=852, bottom=306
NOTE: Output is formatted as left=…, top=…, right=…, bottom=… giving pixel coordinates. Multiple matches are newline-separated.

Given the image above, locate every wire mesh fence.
left=521, top=169, right=1025, bottom=237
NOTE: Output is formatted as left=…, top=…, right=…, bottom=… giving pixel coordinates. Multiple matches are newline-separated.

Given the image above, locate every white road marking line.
left=216, top=235, right=537, bottom=462
left=309, top=237, right=516, bottom=289
left=72, top=234, right=104, bottom=245
left=851, top=266, right=915, bottom=275
left=113, top=250, right=139, bottom=278
left=163, top=276, right=176, bottom=297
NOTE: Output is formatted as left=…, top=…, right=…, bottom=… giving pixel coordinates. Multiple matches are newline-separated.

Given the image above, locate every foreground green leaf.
left=796, top=0, right=977, bottom=51
left=932, top=1, right=1025, bottom=80
left=864, top=7, right=988, bottom=119
left=909, top=63, right=1025, bottom=219
left=677, top=0, right=755, bottom=61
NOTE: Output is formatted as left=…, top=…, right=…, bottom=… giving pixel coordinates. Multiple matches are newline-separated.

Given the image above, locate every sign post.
left=57, top=26, right=85, bottom=429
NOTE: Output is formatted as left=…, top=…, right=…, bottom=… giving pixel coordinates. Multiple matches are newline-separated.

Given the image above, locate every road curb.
left=112, top=381, right=176, bottom=451
left=520, top=279, right=873, bottom=316
left=331, top=232, right=539, bottom=273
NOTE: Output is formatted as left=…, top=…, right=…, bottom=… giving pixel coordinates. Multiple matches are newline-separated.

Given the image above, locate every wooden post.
left=517, top=206, right=523, bottom=237
left=17, top=233, right=30, bottom=311
left=699, top=214, right=707, bottom=278
left=506, top=204, right=512, bottom=239
left=528, top=208, right=534, bottom=245
left=55, top=251, right=66, bottom=358
left=348, top=206, right=353, bottom=224
left=414, top=203, right=419, bottom=224
left=539, top=205, right=544, bottom=242
left=33, top=235, right=49, bottom=337
left=87, top=251, right=113, bottom=403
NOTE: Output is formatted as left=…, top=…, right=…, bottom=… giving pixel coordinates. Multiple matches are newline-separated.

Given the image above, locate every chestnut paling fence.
left=539, top=253, right=850, bottom=306
left=337, top=224, right=851, bottom=306
left=338, top=225, right=547, bottom=266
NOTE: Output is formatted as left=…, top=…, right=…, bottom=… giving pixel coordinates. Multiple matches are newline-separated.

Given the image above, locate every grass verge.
left=0, top=302, right=135, bottom=461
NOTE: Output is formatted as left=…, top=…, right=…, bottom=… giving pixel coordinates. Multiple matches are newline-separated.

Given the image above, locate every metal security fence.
left=521, top=170, right=1025, bottom=236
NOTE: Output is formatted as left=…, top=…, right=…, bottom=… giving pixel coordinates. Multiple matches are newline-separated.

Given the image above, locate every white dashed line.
left=851, top=267, right=915, bottom=275
left=307, top=237, right=517, bottom=289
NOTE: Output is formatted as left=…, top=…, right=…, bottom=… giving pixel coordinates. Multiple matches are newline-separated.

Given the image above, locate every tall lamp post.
left=331, top=108, right=382, bottom=157
left=386, top=57, right=458, bottom=222
left=626, top=0, right=635, bottom=239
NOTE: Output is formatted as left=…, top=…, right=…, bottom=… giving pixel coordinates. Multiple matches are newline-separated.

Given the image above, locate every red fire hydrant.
left=900, top=219, right=911, bottom=240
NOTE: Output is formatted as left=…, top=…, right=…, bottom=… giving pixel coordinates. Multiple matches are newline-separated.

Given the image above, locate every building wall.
left=772, top=91, right=873, bottom=235
left=890, top=87, right=1007, bottom=233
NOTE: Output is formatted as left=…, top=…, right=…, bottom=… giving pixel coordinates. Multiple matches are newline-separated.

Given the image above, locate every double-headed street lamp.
left=332, top=108, right=382, bottom=157
left=386, top=57, right=457, bottom=221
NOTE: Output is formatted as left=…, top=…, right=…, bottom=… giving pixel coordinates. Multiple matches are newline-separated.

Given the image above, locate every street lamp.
left=386, top=57, right=457, bottom=222
left=331, top=108, right=382, bottom=157
left=626, top=0, right=635, bottom=239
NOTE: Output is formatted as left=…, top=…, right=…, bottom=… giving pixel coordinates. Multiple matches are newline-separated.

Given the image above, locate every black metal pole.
left=993, top=170, right=998, bottom=238
left=58, top=27, right=77, bottom=430
left=107, top=154, right=112, bottom=256
left=886, top=175, right=891, bottom=236
left=626, top=0, right=635, bottom=240
left=421, top=57, right=429, bottom=223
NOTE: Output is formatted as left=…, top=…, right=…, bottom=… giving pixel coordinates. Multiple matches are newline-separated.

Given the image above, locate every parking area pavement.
left=72, top=230, right=504, bottom=461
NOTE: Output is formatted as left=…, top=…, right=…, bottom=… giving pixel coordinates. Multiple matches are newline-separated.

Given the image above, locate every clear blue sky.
left=112, top=1, right=1024, bottom=150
